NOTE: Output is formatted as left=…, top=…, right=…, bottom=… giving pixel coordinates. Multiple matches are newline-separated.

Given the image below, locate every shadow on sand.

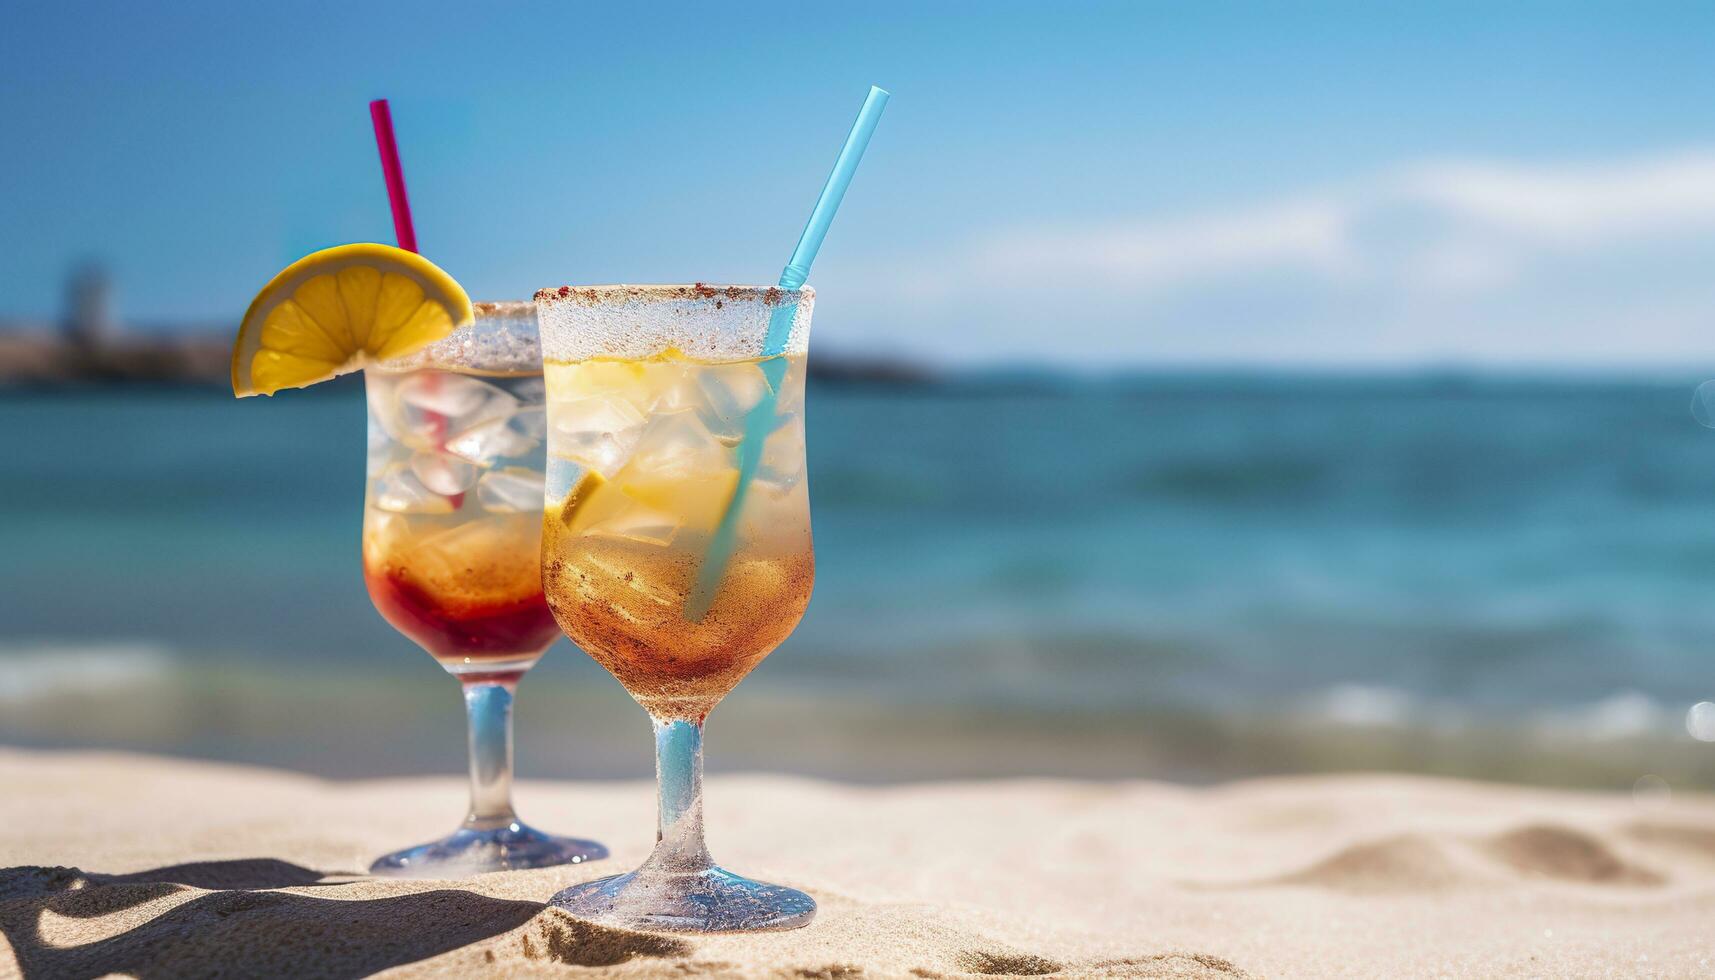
left=0, top=859, right=552, bottom=978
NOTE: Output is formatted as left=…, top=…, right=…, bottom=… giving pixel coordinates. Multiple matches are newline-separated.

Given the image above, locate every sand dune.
left=0, top=751, right=1711, bottom=977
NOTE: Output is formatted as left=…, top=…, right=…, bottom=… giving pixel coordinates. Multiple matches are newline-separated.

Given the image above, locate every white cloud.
left=970, top=197, right=1354, bottom=290
left=836, top=147, right=1715, bottom=367
left=1396, top=152, right=1715, bottom=244
left=948, top=148, right=1715, bottom=298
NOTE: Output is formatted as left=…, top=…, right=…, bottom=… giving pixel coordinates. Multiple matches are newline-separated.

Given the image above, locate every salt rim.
left=369, top=300, right=542, bottom=375
left=534, top=284, right=814, bottom=362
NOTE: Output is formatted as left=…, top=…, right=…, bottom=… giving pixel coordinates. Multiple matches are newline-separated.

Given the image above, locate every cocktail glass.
left=363, top=300, right=607, bottom=877
left=535, top=284, right=816, bottom=931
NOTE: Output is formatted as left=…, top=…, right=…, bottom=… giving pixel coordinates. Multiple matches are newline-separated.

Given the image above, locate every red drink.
left=363, top=509, right=557, bottom=682
left=363, top=363, right=556, bottom=680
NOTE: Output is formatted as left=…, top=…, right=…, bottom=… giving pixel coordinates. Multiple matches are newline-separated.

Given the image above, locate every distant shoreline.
left=9, top=324, right=1715, bottom=393
left=1, top=363, right=1704, bottom=397
left=0, top=329, right=941, bottom=390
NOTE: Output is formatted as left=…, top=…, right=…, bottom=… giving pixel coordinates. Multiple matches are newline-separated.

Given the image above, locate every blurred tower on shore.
left=62, top=262, right=117, bottom=349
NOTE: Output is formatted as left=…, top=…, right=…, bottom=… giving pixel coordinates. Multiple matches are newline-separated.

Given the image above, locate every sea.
left=4, top=373, right=1715, bottom=790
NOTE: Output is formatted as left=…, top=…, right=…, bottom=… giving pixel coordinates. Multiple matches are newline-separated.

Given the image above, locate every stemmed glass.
left=362, top=301, right=607, bottom=876
left=535, top=284, right=817, bottom=931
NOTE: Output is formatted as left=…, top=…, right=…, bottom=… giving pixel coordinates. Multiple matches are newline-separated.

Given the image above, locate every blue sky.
left=4, top=1, right=1715, bottom=367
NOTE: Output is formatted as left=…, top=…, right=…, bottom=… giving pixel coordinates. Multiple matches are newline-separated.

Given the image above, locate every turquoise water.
left=3, top=376, right=1715, bottom=787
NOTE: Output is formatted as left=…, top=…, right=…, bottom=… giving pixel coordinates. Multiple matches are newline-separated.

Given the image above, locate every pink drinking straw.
left=369, top=99, right=419, bottom=254
left=369, top=98, right=460, bottom=502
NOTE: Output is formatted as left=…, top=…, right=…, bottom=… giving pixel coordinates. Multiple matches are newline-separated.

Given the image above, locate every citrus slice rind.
left=231, top=243, right=474, bottom=397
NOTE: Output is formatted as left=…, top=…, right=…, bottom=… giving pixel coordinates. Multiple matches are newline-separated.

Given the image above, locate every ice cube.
left=773, top=371, right=805, bottom=418
left=698, top=361, right=770, bottom=419
left=477, top=466, right=546, bottom=513
left=628, top=409, right=730, bottom=479
left=410, top=450, right=479, bottom=495
left=693, top=362, right=772, bottom=442
left=373, top=465, right=456, bottom=513
left=586, top=504, right=683, bottom=547
left=508, top=406, right=548, bottom=440
left=407, top=518, right=533, bottom=591
left=365, top=377, right=431, bottom=450
left=649, top=364, right=701, bottom=414
left=550, top=395, right=646, bottom=476
left=447, top=403, right=548, bottom=466
left=551, top=394, right=646, bottom=437
left=383, top=410, right=443, bottom=451
left=397, top=372, right=507, bottom=417
left=592, top=435, right=643, bottom=476
left=446, top=415, right=536, bottom=466
left=561, top=361, right=657, bottom=413
left=399, top=375, right=518, bottom=446
left=755, top=416, right=806, bottom=491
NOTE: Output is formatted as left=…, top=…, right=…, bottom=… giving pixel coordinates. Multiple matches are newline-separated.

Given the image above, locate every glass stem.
left=644, top=716, right=713, bottom=873
left=462, top=680, right=519, bottom=830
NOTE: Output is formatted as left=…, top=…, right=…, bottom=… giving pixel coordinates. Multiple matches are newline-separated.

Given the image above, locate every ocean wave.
left=0, top=642, right=176, bottom=705
left=1304, top=683, right=1419, bottom=727
left=1293, top=684, right=1687, bottom=742
left=1529, top=690, right=1675, bottom=741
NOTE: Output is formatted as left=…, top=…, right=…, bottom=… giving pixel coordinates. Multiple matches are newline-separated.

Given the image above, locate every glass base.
left=369, top=820, right=608, bottom=878
left=547, top=865, right=816, bottom=932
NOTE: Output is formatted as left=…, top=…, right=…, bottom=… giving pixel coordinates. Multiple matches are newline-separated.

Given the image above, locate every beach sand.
left=0, top=749, right=1711, bottom=978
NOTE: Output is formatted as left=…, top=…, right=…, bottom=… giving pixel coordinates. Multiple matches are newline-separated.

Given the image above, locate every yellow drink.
left=541, top=350, right=813, bottom=719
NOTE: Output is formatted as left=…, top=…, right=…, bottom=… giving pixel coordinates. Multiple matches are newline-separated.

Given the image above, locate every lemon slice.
left=556, top=470, right=608, bottom=528
left=231, top=243, right=473, bottom=397
left=620, top=470, right=740, bottom=532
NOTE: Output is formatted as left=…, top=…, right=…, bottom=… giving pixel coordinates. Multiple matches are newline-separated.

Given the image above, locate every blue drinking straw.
left=685, top=85, right=891, bottom=621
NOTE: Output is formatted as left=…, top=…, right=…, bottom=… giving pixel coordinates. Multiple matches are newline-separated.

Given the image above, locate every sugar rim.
left=368, top=299, right=540, bottom=374
left=533, top=284, right=813, bottom=306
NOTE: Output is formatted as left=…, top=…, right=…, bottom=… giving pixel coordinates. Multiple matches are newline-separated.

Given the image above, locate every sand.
left=0, top=749, right=1711, bottom=978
